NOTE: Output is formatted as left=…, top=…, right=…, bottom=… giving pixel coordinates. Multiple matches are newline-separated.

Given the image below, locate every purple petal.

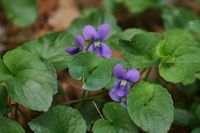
left=99, top=43, right=112, bottom=58
left=109, top=88, right=120, bottom=102
left=83, top=25, right=98, bottom=41
left=113, top=64, right=126, bottom=79
left=75, top=35, right=84, bottom=50
left=114, top=80, right=121, bottom=88
left=66, top=46, right=80, bottom=56
left=125, top=69, right=140, bottom=83
left=97, top=23, right=110, bottom=41
left=121, top=102, right=127, bottom=108
left=116, top=89, right=126, bottom=97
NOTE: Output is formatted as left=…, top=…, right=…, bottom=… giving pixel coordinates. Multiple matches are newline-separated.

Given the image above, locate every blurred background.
left=0, top=0, right=200, bottom=133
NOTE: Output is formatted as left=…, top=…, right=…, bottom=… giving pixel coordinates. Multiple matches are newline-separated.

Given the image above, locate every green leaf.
left=162, top=7, right=199, bottom=29
left=127, top=81, right=174, bottom=133
left=123, top=0, right=163, bottom=14
left=68, top=52, right=111, bottom=90
left=189, top=20, right=200, bottom=41
left=120, top=32, right=163, bottom=68
left=192, top=127, right=200, bottom=133
left=0, top=85, right=8, bottom=116
left=20, top=32, right=74, bottom=70
left=157, top=30, right=200, bottom=84
left=1, top=0, right=38, bottom=27
left=0, top=49, right=56, bottom=111
left=0, top=117, right=25, bottom=133
left=173, top=108, right=190, bottom=127
left=29, top=105, right=87, bottom=133
left=195, top=104, right=200, bottom=121
left=67, top=10, right=120, bottom=36
left=93, top=102, right=138, bottom=133
left=106, top=28, right=145, bottom=51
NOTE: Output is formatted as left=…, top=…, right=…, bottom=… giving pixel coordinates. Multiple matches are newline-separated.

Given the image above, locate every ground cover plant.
left=0, top=0, right=200, bottom=133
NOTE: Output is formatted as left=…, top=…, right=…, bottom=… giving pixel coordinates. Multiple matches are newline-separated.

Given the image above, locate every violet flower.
left=83, top=23, right=112, bottom=58
left=109, top=64, right=140, bottom=107
left=66, top=35, right=85, bottom=56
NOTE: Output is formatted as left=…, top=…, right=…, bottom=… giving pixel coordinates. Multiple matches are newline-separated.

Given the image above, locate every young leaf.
left=0, top=85, right=8, bottom=116
left=29, top=105, right=87, bottom=133
left=20, top=32, right=74, bottom=70
left=67, top=10, right=120, bottom=36
left=127, top=81, right=174, bottom=133
left=93, top=102, right=138, bottom=133
left=0, top=49, right=56, bottom=111
left=0, top=117, right=25, bottom=133
left=68, top=52, right=111, bottom=90
left=1, top=0, right=38, bottom=27
left=157, top=30, right=200, bottom=84
left=120, top=32, right=163, bottom=68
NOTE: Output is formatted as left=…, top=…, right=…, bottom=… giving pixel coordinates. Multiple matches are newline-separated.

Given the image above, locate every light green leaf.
left=20, top=32, right=74, bottom=70
left=1, top=0, right=38, bottom=27
left=93, top=102, right=138, bottom=133
left=120, top=32, right=163, bottom=68
left=67, top=10, right=120, bottom=36
left=127, top=81, right=174, bottom=133
left=68, top=52, right=111, bottom=90
left=157, top=30, right=200, bottom=84
left=0, top=49, right=56, bottom=111
left=0, top=117, right=25, bottom=133
left=162, top=7, right=199, bottom=29
left=29, top=105, right=87, bottom=133
left=0, top=85, right=8, bottom=116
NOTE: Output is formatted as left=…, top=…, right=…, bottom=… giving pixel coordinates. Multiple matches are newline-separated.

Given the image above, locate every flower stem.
left=143, top=68, right=152, bottom=81
left=92, top=100, right=104, bottom=119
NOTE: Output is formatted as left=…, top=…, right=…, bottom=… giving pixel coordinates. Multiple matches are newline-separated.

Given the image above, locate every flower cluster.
left=66, top=23, right=112, bottom=58
left=109, top=64, right=140, bottom=107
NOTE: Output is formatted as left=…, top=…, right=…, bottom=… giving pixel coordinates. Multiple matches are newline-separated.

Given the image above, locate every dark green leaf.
left=68, top=52, right=111, bottom=90
left=124, top=0, right=163, bottom=14
left=127, top=81, right=174, bottom=133
left=192, top=127, right=200, bottom=133
left=120, top=32, right=163, bottom=68
left=189, top=20, right=200, bottom=41
left=20, top=32, right=74, bottom=70
left=93, top=102, right=138, bottom=133
left=1, top=0, right=38, bottom=27
left=0, top=117, right=25, bottom=133
left=0, top=49, right=56, bottom=111
left=0, top=85, right=8, bottom=116
left=173, top=108, right=190, bottom=127
left=29, top=105, right=87, bottom=133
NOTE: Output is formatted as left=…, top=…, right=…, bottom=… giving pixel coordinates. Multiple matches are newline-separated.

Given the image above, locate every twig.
left=92, top=100, right=104, bottom=119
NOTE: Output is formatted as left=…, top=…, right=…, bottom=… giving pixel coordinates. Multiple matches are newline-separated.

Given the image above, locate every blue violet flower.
left=109, top=64, right=140, bottom=107
left=66, top=23, right=112, bottom=58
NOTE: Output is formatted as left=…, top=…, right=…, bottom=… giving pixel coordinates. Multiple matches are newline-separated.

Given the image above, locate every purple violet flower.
left=66, top=35, right=85, bottom=56
left=109, top=64, right=140, bottom=107
left=83, top=23, right=112, bottom=58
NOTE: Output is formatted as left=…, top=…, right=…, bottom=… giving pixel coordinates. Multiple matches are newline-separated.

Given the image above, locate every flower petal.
left=83, top=25, right=98, bottom=41
left=109, top=88, right=120, bottom=102
left=114, top=80, right=121, bottom=88
left=99, top=43, right=112, bottom=58
left=125, top=69, right=140, bottom=83
left=116, top=89, right=126, bottom=97
left=75, top=35, right=84, bottom=50
left=121, top=102, right=127, bottom=108
left=66, top=46, right=79, bottom=56
left=113, top=64, right=126, bottom=79
left=97, top=23, right=110, bottom=41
